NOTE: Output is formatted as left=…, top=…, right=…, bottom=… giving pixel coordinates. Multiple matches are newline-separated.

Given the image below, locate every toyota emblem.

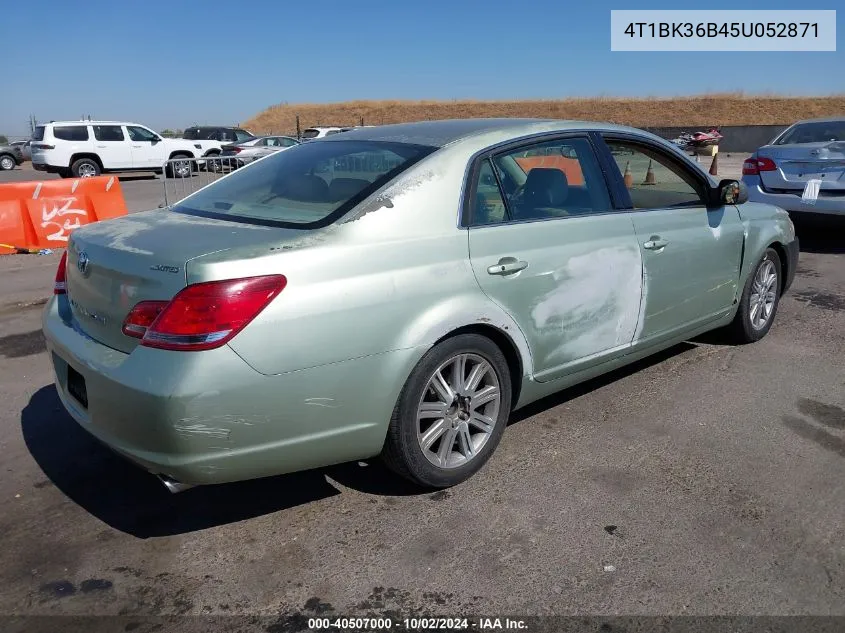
left=77, top=251, right=90, bottom=275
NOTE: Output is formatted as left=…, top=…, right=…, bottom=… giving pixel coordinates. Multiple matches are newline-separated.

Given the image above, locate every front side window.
left=127, top=126, right=159, bottom=142
left=172, top=140, right=435, bottom=228
left=477, top=137, right=611, bottom=223
left=605, top=140, right=705, bottom=209
left=93, top=125, right=124, bottom=142
left=53, top=126, right=89, bottom=141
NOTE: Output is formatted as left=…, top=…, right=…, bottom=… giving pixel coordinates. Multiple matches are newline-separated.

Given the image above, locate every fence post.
left=296, top=115, right=301, bottom=141
left=360, top=116, right=364, bottom=127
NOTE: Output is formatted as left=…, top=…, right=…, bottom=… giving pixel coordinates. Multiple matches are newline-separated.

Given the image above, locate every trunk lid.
left=65, top=209, right=302, bottom=353
left=757, top=142, right=845, bottom=193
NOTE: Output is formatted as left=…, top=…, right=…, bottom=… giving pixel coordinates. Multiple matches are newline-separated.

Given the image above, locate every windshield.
left=776, top=121, right=845, bottom=145
left=172, top=140, right=436, bottom=228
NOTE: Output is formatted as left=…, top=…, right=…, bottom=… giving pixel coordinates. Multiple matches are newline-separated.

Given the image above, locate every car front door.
left=467, top=135, right=645, bottom=383
left=92, top=125, right=132, bottom=169
left=127, top=125, right=166, bottom=168
left=599, top=135, right=745, bottom=345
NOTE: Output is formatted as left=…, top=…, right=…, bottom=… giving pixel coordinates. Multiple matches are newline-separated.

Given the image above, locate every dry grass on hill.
left=244, top=94, right=845, bottom=134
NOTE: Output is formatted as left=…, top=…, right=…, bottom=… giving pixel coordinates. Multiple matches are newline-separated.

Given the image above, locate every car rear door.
left=598, top=134, right=744, bottom=345
left=467, top=134, right=644, bottom=383
left=92, top=124, right=132, bottom=169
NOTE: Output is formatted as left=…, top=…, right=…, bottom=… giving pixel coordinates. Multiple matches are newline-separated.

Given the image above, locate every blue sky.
left=3, top=0, right=843, bottom=137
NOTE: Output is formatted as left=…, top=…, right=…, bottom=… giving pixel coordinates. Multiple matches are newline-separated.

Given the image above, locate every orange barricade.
left=0, top=176, right=128, bottom=254
left=514, top=156, right=585, bottom=185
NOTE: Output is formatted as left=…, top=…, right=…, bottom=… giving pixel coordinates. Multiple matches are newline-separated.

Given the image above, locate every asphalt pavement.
left=0, top=159, right=843, bottom=625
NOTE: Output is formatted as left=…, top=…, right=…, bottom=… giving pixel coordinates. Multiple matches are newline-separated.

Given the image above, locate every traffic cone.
left=709, top=153, right=718, bottom=176
left=642, top=160, right=656, bottom=185
left=623, top=161, right=633, bottom=188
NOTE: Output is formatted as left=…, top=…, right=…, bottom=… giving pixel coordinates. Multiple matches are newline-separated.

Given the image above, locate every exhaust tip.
left=157, top=474, right=195, bottom=494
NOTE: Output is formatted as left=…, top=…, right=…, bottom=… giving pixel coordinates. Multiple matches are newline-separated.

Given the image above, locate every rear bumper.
left=32, top=161, right=61, bottom=174
left=42, top=296, right=411, bottom=486
left=784, top=237, right=799, bottom=294
left=743, top=176, right=845, bottom=216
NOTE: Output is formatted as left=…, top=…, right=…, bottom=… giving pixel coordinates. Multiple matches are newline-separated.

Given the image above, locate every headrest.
left=273, top=174, right=329, bottom=202
left=328, top=177, right=370, bottom=202
left=522, top=168, right=569, bottom=207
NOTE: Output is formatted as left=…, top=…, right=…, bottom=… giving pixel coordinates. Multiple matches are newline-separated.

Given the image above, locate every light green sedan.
left=42, top=119, right=799, bottom=491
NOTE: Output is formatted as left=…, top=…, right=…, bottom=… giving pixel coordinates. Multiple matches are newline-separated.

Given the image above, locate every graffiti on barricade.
left=41, top=198, right=89, bottom=242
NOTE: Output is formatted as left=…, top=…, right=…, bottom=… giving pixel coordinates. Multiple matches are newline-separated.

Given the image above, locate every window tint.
left=235, top=130, right=253, bottom=142
left=485, top=137, right=610, bottom=222
left=776, top=121, right=845, bottom=144
left=53, top=126, right=89, bottom=141
left=281, top=137, right=298, bottom=147
left=473, top=160, right=509, bottom=225
left=302, top=129, right=320, bottom=139
left=127, top=126, right=159, bottom=142
left=172, top=140, right=435, bottom=228
left=606, top=140, right=705, bottom=209
left=182, top=128, right=200, bottom=140
left=32, top=126, right=45, bottom=141
left=93, top=125, right=125, bottom=142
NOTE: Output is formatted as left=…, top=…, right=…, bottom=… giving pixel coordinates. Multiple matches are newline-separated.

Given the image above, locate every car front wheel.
left=0, top=155, right=16, bottom=170
left=729, top=247, right=782, bottom=343
left=382, top=333, right=512, bottom=488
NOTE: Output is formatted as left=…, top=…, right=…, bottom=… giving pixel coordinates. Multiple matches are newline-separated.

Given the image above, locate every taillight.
left=232, top=147, right=242, bottom=153
left=742, top=157, right=777, bottom=175
left=122, top=301, right=168, bottom=338
left=128, top=275, right=286, bottom=351
left=54, top=251, right=68, bottom=294
left=33, top=143, right=55, bottom=150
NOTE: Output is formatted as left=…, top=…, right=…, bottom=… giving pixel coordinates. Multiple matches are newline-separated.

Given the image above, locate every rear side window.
left=93, top=125, right=125, bottom=141
left=53, top=126, right=89, bottom=141
left=302, top=129, right=320, bottom=139
left=172, top=140, right=436, bottom=228
left=182, top=128, right=200, bottom=140
left=32, top=126, right=45, bottom=141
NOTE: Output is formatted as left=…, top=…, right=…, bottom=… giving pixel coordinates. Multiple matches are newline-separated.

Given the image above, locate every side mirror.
left=714, top=179, right=748, bottom=206
left=151, top=137, right=161, bottom=144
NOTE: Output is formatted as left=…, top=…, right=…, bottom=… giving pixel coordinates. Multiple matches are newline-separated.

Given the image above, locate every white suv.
left=31, top=121, right=206, bottom=178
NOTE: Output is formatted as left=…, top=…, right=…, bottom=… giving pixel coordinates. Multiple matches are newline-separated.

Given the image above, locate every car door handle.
left=643, top=237, right=669, bottom=250
left=487, top=257, right=529, bottom=276
left=95, top=145, right=106, bottom=148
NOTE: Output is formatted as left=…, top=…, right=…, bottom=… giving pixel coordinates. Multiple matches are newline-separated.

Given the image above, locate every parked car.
left=42, top=119, right=798, bottom=493
left=181, top=126, right=255, bottom=162
left=742, top=116, right=845, bottom=217
left=300, top=126, right=348, bottom=140
left=9, top=140, right=31, bottom=161
left=219, top=135, right=299, bottom=168
left=0, top=144, right=24, bottom=170
left=30, top=121, right=205, bottom=178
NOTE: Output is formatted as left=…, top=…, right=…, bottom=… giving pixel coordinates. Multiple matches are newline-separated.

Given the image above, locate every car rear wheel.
left=729, top=247, right=782, bottom=343
left=0, top=155, right=17, bottom=170
left=71, top=158, right=101, bottom=178
left=381, top=334, right=512, bottom=488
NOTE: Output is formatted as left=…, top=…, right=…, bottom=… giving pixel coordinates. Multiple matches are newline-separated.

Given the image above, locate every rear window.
left=93, top=125, right=125, bottom=141
left=301, top=129, right=320, bottom=139
left=172, top=140, right=436, bottom=228
left=776, top=121, right=845, bottom=145
left=32, top=126, right=45, bottom=141
left=53, top=126, right=89, bottom=141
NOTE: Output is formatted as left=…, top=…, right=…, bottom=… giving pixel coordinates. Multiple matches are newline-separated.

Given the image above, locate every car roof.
left=45, top=120, right=131, bottom=126
left=322, top=118, right=650, bottom=148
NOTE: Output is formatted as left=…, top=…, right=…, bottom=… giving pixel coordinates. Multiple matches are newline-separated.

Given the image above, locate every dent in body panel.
left=530, top=245, right=645, bottom=367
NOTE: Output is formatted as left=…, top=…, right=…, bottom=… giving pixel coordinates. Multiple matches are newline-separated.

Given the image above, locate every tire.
left=165, top=154, right=193, bottom=179
left=56, top=168, right=72, bottom=178
left=71, top=158, right=100, bottom=178
left=728, top=247, right=782, bottom=343
left=381, top=333, right=512, bottom=488
left=0, top=155, right=16, bottom=171
left=205, top=152, right=222, bottom=173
